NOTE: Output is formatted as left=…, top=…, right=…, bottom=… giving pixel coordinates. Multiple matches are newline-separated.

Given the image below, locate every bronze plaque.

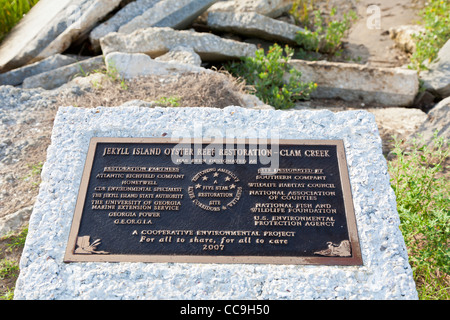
left=64, top=138, right=362, bottom=265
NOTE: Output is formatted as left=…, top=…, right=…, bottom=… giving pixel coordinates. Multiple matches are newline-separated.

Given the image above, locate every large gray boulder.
left=207, top=0, right=293, bottom=18
left=207, top=11, right=303, bottom=44
left=105, top=52, right=211, bottom=79
left=0, top=54, right=76, bottom=86
left=89, top=0, right=162, bottom=50
left=100, top=27, right=257, bottom=61
left=420, top=39, right=450, bottom=98
left=0, top=0, right=72, bottom=72
left=368, top=107, right=427, bottom=155
left=118, top=0, right=219, bottom=34
left=415, top=96, right=450, bottom=144
left=34, top=0, right=122, bottom=61
left=0, top=0, right=121, bottom=72
left=289, top=60, right=419, bottom=106
left=389, top=25, right=425, bottom=54
left=22, top=56, right=104, bottom=90
left=155, top=46, right=202, bottom=66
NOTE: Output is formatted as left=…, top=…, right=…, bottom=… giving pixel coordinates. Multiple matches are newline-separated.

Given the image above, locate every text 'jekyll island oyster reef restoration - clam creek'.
left=64, top=137, right=362, bottom=265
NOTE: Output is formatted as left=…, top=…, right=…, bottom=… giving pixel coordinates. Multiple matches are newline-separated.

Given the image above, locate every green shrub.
left=409, top=0, right=450, bottom=71
left=290, top=0, right=317, bottom=28
left=0, top=0, right=39, bottom=43
left=227, top=44, right=317, bottom=109
left=295, top=8, right=357, bottom=56
left=388, top=133, right=449, bottom=299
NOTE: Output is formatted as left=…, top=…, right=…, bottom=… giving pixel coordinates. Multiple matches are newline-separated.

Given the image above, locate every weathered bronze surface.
left=64, top=138, right=362, bottom=265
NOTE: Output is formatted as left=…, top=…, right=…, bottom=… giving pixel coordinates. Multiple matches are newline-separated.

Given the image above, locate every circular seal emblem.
left=188, top=168, right=242, bottom=212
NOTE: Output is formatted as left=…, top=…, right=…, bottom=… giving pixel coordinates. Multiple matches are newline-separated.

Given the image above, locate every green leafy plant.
left=101, top=63, right=130, bottom=90
left=154, top=96, right=181, bottom=107
left=388, top=133, right=449, bottom=299
left=227, top=44, right=316, bottom=109
left=409, top=0, right=450, bottom=71
left=80, top=62, right=129, bottom=91
left=295, top=8, right=357, bottom=56
left=0, top=0, right=39, bottom=43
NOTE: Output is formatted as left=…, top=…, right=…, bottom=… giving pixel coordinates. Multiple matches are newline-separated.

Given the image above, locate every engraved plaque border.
left=64, top=137, right=363, bottom=265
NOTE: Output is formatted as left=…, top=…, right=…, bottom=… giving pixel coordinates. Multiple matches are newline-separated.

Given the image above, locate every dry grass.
left=57, top=71, right=246, bottom=109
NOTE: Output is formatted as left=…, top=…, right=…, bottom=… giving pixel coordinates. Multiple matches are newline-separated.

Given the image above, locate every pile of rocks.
left=388, top=24, right=449, bottom=143
left=0, top=0, right=448, bottom=235
left=0, top=0, right=447, bottom=108
left=0, top=1, right=295, bottom=91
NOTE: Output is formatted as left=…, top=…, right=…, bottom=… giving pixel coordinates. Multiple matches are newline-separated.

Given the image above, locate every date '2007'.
left=203, top=244, right=225, bottom=251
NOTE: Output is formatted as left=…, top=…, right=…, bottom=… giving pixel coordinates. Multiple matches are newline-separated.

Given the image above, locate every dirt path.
left=345, top=0, right=425, bottom=67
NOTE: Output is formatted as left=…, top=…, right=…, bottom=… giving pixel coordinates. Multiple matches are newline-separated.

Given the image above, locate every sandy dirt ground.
left=345, top=0, right=425, bottom=67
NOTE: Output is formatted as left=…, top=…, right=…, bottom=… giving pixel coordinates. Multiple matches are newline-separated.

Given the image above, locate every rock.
left=415, top=96, right=450, bottom=144
left=118, top=0, right=219, bottom=34
left=389, top=25, right=425, bottom=54
left=0, top=206, right=33, bottom=238
left=289, top=60, right=419, bottom=106
left=367, top=107, right=427, bottom=155
left=89, top=0, right=162, bottom=50
left=420, top=39, right=450, bottom=98
left=207, top=0, right=293, bottom=18
left=0, top=54, right=77, bottom=86
left=100, top=27, right=257, bottom=61
left=155, top=46, right=202, bottom=66
left=13, top=105, right=418, bottom=300
left=119, top=99, right=158, bottom=108
left=0, top=0, right=72, bottom=72
left=0, top=0, right=121, bottom=73
left=22, top=56, right=105, bottom=90
left=34, top=0, right=122, bottom=61
left=60, top=72, right=108, bottom=92
left=208, top=11, right=303, bottom=44
left=413, top=90, right=437, bottom=112
left=105, top=52, right=211, bottom=79
left=239, top=92, right=274, bottom=109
